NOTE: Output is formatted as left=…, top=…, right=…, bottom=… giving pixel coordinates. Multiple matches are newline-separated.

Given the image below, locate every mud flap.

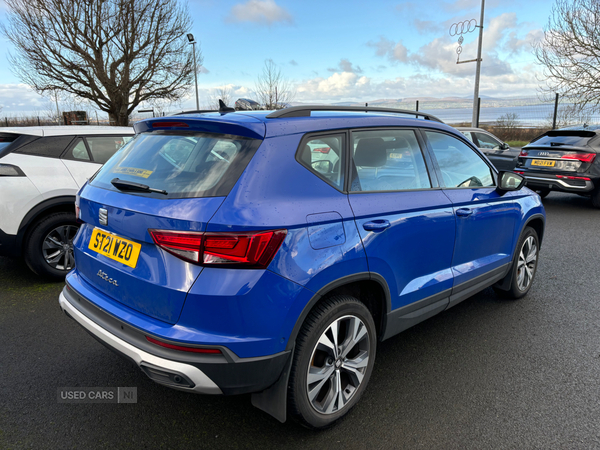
left=250, top=345, right=294, bottom=423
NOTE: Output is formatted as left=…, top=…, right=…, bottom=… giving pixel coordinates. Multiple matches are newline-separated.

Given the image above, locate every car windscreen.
left=90, top=131, right=262, bottom=199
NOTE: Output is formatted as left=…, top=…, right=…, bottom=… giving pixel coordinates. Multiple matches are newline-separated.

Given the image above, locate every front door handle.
left=363, top=220, right=390, bottom=232
left=456, top=208, right=473, bottom=217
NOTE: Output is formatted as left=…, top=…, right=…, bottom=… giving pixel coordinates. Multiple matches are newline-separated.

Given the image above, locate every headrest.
left=354, top=138, right=387, bottom=167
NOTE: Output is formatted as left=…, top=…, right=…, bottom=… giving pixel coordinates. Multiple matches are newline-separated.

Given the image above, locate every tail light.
left=145, top=336, right=222, bottom=354
left=514, top=171, right=524, bottom=175
left=312, top=147, right=331, bottom=154
left=148, top=230, right=204, bottom=263
left=149, top=229, right=287, bottom=268
left=561, top=152, right=596, bottom=163
left=519, top=150, right=528, bottom=157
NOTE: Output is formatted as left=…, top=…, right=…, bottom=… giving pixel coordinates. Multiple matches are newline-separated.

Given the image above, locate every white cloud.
left=0, top=84, right=48, bottom=114
left=226, top=0, right=293, bottom=25
left=367, top=37, right=409, bottom=63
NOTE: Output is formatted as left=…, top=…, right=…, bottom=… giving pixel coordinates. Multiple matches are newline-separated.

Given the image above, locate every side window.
left=297, top=135, right=345, bottom=190
left=350, top=129, right=431, bottom=192
left=460, top=131, right=474, bottom=143
left=15, top=136, right=74, bottom=158
left=425, top=131, right=494, bottom=188
left=474, top=132, right=502, bottom=149
left=85, top=136, right=130, bottom=164
left=70, top=138, right=91, bottom=161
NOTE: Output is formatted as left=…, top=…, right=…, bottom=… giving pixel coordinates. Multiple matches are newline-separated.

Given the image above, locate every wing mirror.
left=500, top=142, right=510, bottom=150
left=496, top=171, right=525, bottom=194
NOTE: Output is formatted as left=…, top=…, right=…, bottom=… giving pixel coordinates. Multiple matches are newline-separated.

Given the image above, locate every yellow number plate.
left=88, top=228, right=141, bottom=268
left=389, top=153, right=403, bottom=159
left=531, top=159, right=555, bottom=167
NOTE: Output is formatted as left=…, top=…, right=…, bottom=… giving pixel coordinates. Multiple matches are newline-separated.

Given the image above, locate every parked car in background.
left=59, top=106, right=545, bottom=429
left=515, top=125, right=600, bottom=206
left=235, top=98, right=261, bottom=111
left=0, top=126, right=134, bottom=278
left=457, top=127, right=520, bottom=171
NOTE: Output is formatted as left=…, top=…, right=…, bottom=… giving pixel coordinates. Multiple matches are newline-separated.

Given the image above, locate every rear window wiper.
left=110, top=178, right=168, bottom=195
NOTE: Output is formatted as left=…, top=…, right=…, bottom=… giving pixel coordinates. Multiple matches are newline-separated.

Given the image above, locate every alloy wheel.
left=306, top=314, right=370, bottom=414
left=42, top=225, right=79, bottom=271
left=516, top=235, right=537, bottom=291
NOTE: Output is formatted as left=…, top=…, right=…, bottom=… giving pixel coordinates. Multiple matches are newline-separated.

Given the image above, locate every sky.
left=0, top=0, right=554, bottom=115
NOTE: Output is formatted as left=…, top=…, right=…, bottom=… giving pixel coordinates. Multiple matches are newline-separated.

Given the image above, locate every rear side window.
left=15, top=136, right=74, bottom=158
left=426, top=131, right=494, bottom=188
left=350, top=129, right=431, bottom=192
left=70, top=138, right=91, bottom=161
left=297, top=135, right=345, bottom=190
left=86, top=136, right=132, bottom=164
left=90, top=132, right=261, bottom=199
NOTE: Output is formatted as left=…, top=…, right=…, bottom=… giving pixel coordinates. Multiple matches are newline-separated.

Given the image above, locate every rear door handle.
left=456, top=208, right=473, bottom=217
left=363, top=220, right=390, bottom=232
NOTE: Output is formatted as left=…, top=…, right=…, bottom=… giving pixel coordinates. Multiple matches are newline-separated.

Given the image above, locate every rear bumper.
left=59, top=284, right=291, bottom=395
left=524, top=174, right=595, bottom=193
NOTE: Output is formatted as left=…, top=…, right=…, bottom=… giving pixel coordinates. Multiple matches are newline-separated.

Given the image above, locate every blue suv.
left=59, top=105, right=545, bottom=428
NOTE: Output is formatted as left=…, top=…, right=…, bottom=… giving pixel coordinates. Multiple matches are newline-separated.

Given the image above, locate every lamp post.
left=187, top=33, right=200, bottom=110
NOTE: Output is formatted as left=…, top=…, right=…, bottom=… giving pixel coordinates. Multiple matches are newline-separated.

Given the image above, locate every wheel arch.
left=523, top=214, right=545, bottom=248
left=17, top=196, right=76, bottom=254
left=285, top=272, right=391, bottom=353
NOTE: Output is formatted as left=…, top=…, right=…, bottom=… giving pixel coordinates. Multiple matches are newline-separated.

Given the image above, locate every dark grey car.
left=456, top=127, right=520, bottom=171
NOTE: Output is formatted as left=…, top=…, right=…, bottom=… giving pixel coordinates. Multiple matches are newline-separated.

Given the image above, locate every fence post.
left=4, top=117, right=7, bottom=127
left=37, top=117, right=41, bottom=126
left=552, top=93, right=559, bottom=129
left=415, top=100, right=419, bottom=112
left=475, top=97, right=481, bottom=128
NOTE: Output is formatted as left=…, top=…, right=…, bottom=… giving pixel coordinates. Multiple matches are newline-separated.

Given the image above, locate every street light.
left=187, top=33, right=200, bottom=110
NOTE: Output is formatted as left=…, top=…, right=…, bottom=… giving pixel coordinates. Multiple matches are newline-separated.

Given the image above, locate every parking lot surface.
left=1, top=192, right=600, bottom=449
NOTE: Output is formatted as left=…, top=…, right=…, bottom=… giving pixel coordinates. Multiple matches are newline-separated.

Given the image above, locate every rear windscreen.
left=530, top=134, right=597, bottom=147
left=90, top=131, right=261, bottom=199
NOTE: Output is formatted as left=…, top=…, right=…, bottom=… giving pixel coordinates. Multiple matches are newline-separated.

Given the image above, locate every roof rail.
left=265, top=105, right=444, bottom=123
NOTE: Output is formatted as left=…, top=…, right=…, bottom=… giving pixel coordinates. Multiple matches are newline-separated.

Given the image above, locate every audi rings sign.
left=449, top=19, right=477, bottom=36
left=449, top=19, right=478, bottom=63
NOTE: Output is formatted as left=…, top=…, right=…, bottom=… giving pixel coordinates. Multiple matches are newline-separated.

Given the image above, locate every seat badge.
left=99, top=208, right=108, bottom=226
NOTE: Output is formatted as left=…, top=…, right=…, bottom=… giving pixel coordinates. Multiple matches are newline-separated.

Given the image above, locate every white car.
left=0, top=126, right=134, bottom=278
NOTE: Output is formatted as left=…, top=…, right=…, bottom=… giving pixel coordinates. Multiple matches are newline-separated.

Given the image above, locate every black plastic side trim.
left=381, top=290, right=451, bottom=340
left=0, top=228, right=18, bottom=257
left=447, top=264, right=509, bottom=309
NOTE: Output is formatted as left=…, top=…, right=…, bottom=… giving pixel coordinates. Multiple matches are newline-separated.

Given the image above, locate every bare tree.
left=493, top=113, right=520, bottom=141
left=534, top=0, right=600, bottom=113
left=255, top=59, right=294, bottom=110
left=2, top=0, right=200, bottom=126
left=544, top=104, right=593, bottom=128
left=208, top=86, right=233, bottom=109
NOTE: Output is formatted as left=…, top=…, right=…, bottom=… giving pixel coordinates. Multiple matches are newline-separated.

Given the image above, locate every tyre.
left=493, top=226, right=539, bottom=299
left=535, top=189, right=550, bottom=199
left=24, top=212, right=79, bottom=279
left=288, top=295, right=377, bottom=429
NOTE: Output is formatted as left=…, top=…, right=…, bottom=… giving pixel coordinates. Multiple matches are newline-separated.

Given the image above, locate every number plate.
left=531, top=159, right=555, bottom=167
left=88, top=228, right=141, bottom=268
left=389, top=153, right=403, bottom=159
